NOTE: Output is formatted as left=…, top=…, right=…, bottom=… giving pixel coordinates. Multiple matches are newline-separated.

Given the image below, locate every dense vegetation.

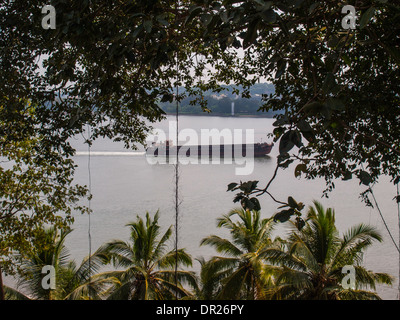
left=1, top=0, right=399, bottom=301
left=4, top=202, right=393, bottom=300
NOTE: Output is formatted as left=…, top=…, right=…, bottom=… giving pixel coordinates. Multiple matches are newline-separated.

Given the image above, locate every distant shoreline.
left=163, top=112, right=275, bottom=118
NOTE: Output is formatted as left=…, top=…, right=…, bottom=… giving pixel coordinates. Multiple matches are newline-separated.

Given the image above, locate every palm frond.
left=156, top=248, right=193, bottom=269
left=152, top=226, right=173, bottom=262
left=65, top=275, right=120, bottom=300
left=95, top=240, right=133, bottom=269
left=353, top=266, right=394, bottom=290
left=332, top=224, right=383, bottom=268
left=217, top=265, right=250, bottom=299
left=106, top=281, right=133, bottom=300
left=4, top=286, right=31, bottom=300
left=337, top=289, right=382, bottom=300
left=156, top=270, right=198, bottom=290
left=200, top=235, right=243, bottom=257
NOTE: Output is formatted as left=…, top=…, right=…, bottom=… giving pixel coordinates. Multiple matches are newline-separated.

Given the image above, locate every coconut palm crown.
left=200, top=208, right=281, bottom=299
left=93, top=210, right=196, bottom=300
left=263, top=201, right=393, bottom=300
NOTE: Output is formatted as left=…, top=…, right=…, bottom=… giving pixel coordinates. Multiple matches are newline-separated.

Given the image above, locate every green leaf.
left=279, top=130, right=295, bottom=154
left=233, top=193, right=245, bottom=203
left=359, top=170, right=372, bottom=186
left=273, top=209, right=293, bottom=223
left=160, top=93, right=174, bottom=103
left=185, top=6, right=203, bottom=24
left=291, top=130, right=303, bottom=148
left=275, top=59, right=286, bottom=79
left=303, top=101, right=323, bottom=115
left=239, top=180, right=259, bottom=193
left=342, top=171, right=353, bottom=181
left=342, top=54, right=351, bottom=67
left=143, top=20, right=153, bottom=33
left=243, top=19, right=260, bottom=49
left=287, top=196, right=298, bottom=209
left=279, top=158, right=294, bottom=169
left=249, top=197, right=261, bottom=211
left=252, top=0, right=267, bottom=6
left=273, top=114, right=290, bottom=127
left=360, top=7, right=375, bottom=29
left=277, top=152, right=290, bottom=163
left=132, top=25, right=144, bottom=38
left=322, top=72, right=336, bottom=94
left=260, top=9, right=276, bottom=23
left=241, top=197, right=254, bottom=210
left=321, top=103, right=332, bottom=120
left=297, top=202, right=305, bottom=211
left=200, top=14, right=213, bottom=26
left=251, top=180, right=259, bottom=190
left=297, top=119, right=312, bottom=132
left=279, top=130, right=302, bottom=154
left=294, top=163, right=307, bottom=178
left=227, top=182, right=239, bottom=191
left=325, top=98, right=345, bottom=111
left=273, top=127, right=286, bottom=142
left=301, top=130, right=315, bottom=143
left=156, top=15, right=169, bottom=27
left=309, top=2, right=321, bottom=14
left=327, top=35, right=340, bottom=49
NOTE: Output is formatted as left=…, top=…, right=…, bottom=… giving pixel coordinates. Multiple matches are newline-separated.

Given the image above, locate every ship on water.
left=146, top=140, right=273, bottom=158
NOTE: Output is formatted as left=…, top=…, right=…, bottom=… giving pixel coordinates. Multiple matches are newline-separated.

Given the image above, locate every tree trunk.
left=397, top=182, right=400, bottom=300
left=0, top=265, right=5, bottom=300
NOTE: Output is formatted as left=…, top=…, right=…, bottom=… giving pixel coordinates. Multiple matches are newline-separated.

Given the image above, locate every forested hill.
left=159, top=83, right=278, bottom=117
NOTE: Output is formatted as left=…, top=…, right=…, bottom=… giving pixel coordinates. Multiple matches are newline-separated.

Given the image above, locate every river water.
left=6, top=115, right=400, bottom=299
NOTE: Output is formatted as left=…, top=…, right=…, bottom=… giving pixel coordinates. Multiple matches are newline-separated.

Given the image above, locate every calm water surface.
left=7, top=115, right=400, bottom=299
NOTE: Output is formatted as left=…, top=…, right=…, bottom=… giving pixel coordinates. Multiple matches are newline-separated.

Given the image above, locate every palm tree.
left=94, top=211, right=196, bottom=300
left=8, top=227, right=71, bottom=300
left=5, top=227, right=112, bottom=300
left=190, top=256, right=232, bottom=300
left=263, top=201, right=393, bottom=300
left=200, top=208, right=281, bottom=299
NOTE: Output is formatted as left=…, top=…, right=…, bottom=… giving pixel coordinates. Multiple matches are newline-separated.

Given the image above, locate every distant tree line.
left=159, top=83, right=278, bottom=116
